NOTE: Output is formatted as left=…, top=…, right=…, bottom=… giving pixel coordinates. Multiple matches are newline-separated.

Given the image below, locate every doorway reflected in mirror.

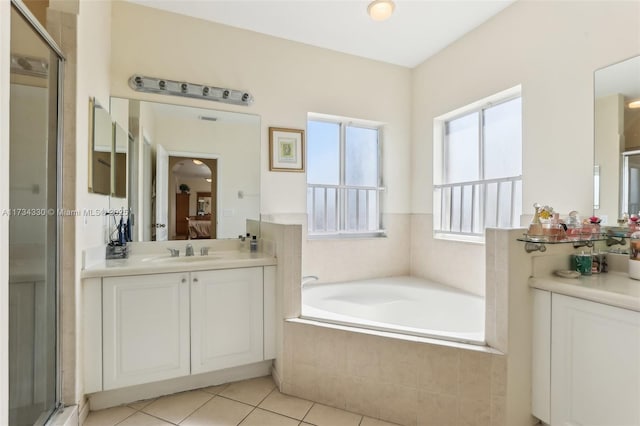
left=170, top=156, right=217, bottom=240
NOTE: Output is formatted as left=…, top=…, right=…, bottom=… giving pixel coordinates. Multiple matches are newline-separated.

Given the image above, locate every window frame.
left=433, top=86, right=523, bottom=242
left=306, top=113, right=385, bottom=239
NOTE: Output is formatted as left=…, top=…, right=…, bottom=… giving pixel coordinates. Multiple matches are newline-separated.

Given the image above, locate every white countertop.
left=530, top=271, right=640, bottom=312
left=82, top=250, right=277, bottom=279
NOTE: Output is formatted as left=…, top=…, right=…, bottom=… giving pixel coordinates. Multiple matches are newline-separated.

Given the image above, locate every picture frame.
left=269, top=127, right=305, bottom=172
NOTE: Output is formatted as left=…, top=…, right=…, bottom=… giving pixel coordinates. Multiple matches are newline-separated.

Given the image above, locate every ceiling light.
left=629, top=99, right=640, bottom=109
left=192, top=159, right=203, bottom=165
left=367, top=0, right=395, bottom=21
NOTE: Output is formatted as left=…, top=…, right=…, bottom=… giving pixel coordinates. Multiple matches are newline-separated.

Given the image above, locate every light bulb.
left=368, top=0, right=395, bottom=21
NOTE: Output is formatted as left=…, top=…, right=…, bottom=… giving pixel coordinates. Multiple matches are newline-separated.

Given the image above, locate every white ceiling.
left=595, top=55, right=640, bottom=100
left=126, top=0, right=516, bottom=68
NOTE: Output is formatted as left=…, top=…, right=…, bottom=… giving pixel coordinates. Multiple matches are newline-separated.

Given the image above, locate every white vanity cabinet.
left=84, top=265, right=276, bottom=393
left=532, top=289, right=640, bottom=426
left=190, top=267, right=263, bottom=374
left=102, top=272, right=190, bottom=390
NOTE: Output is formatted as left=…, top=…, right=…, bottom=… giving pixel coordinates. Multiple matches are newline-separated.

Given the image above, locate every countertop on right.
left=529, top=271, right=640, bottom=312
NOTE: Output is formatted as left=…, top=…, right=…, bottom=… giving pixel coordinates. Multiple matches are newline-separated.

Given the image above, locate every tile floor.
left=84, top=375, right=400, bottom=426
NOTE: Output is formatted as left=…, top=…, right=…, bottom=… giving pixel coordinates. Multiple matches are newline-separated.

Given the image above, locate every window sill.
left=308, top=230, right=387, bottom=240
left=433, top=232, right=485, bottom=245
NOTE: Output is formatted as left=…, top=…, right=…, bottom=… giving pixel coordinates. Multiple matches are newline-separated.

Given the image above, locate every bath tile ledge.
left=529, top=271, right=640, bottom=312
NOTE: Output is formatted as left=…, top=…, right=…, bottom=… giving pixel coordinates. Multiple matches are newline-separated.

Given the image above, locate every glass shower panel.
left=9, top=5, right=61, bottom=426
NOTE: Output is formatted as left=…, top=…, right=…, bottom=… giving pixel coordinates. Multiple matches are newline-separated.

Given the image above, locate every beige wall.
left=74, top=0, right=112, bottom=402
left=109, top=0, right=413, bottom=284
left=0, top=1, right=10, bottom=423
left=110, top=0, right=412, bottom=218
left=410, top=0, right=640, bottom=294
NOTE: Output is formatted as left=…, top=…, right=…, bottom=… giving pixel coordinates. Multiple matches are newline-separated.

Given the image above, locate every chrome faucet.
left=200, top=246, right=209, bottom=256
left=185, top=244, right=194, bottom=257
left=167, top=248, right=179, bottom=257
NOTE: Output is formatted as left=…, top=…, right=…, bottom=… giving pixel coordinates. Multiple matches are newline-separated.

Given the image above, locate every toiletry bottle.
left=250, top=235, right=258, bottom=252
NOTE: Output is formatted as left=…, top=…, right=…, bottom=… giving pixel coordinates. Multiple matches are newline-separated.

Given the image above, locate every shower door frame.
left=9, top=1, right=65, bottom=424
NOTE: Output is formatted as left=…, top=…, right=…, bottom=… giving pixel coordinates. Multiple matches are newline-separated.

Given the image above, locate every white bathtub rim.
left=301, top=306, right=485, bottom=345
left=287, top=317, right=503, bottom=355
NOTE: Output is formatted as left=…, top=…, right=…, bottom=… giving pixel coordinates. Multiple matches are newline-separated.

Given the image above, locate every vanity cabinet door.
left=551, top=294, right=640, bottom=426
left=191, top=268, right=263, bottom=374
left=102, top=273, right=190, bottom=390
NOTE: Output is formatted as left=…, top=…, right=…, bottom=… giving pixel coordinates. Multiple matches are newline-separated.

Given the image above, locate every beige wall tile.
left=378, top=339, right=421, bottom=387
left=459, top=351, right=492, bottom=401
left=313, top=374, right=348, bottom=410
left=417, top=391, right=458, bottom=426
left=313, top=328, right=348, bottom=375
left=346, top=333, right=381, bottom=380
left=378, top=383, right=418, bottom=426
left=343, top=377, right=381, bottom=420
left=490, top=355, right=507, bottom=397
left=490, top=395, right=506, bottom=426
left=290, top=323, right=316, bottom=368
left=419, top=345, right=460, bottom=396
left=288, top=363, right=319, bottom=402
left=458, top=398, right=491, bottom=426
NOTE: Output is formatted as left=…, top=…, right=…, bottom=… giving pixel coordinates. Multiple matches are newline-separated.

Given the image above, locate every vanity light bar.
left=10, top=54, right=49, bottom=78
left=128, top=75, right=254, bottom=106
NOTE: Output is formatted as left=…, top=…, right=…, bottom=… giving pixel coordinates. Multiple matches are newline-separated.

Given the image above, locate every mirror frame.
left=88, top=97, right=113, bottom=196
left=593, top=55, right=640, bottom=222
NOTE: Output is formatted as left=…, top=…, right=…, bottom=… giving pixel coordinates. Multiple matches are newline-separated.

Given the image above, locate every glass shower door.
left=9, top=4, right=62, bottom=425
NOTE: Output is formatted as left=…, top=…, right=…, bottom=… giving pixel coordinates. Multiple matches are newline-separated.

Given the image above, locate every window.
left=433, top=88, right=522, bottom=241
left=307, top=114, right=384, bottom=237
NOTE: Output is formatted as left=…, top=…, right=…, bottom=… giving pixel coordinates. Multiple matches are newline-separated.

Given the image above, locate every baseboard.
left=271, top=364, right=282, bottom=390
left=48, top=405, right=78, bottom=426
left=87, top=360, right=272, bottom=411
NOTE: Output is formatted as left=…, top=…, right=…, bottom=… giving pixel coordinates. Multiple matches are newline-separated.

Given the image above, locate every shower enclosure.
left=9, top=2, right=63, bottom=425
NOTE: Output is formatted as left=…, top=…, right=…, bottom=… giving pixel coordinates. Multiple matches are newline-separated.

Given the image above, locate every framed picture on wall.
left=269, top=127, right=305, bottom=172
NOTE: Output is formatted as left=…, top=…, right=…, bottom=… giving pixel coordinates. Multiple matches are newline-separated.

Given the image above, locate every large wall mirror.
left=594, top=55, right=640, bottom=223
left=110, top=98, right=261, bottom=241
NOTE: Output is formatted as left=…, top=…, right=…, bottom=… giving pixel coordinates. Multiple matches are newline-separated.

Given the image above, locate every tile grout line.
left=111, top=408, right=142, bottom=426
left=300, top=402, right=316, bottom=424
left=217, top=384, right=278, bottom=426
left=173, top=392, right=216, bottom=424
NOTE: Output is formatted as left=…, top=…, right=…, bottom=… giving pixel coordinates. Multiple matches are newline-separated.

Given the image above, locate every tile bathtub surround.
left=83, top=375, right=399, bottom=426
left=281, top=322, right=507, bottom=426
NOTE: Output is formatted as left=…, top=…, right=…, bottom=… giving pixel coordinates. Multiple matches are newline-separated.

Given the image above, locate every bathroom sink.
left=140, top=255, right=221, bottom=263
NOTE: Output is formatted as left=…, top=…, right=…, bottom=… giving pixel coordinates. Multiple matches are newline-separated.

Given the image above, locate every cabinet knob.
left=181, top=278, right=187, bottom=283
left=193, top=278, right=198, bottom=283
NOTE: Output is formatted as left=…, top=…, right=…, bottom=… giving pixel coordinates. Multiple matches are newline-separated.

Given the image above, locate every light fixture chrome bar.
left=10, top=54, right=48, bottom=78
left=128, top=74, right=254, bottom=106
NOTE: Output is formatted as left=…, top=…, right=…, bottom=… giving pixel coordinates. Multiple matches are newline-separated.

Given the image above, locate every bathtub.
left=301, top=276, right=485, bottom=345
